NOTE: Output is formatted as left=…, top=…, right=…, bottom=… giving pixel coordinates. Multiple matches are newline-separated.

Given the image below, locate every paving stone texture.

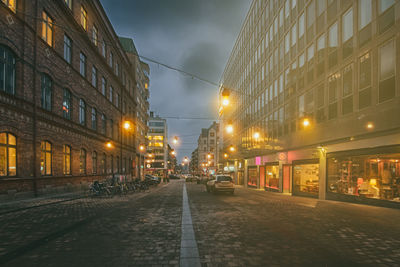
left=0, top=180, right=400, bottom=266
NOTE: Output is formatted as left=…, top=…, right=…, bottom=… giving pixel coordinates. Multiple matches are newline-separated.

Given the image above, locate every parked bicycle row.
left=87, top=175, right=160, bottom=198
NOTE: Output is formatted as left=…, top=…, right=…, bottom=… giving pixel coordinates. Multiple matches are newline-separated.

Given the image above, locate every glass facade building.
left=219, top=0, right=400, bottom=207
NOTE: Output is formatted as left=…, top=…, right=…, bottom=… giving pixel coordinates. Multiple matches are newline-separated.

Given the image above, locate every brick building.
left=0, top=0, right=138, bottom=197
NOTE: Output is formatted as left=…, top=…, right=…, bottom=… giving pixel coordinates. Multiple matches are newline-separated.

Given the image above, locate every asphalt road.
left=0, top=180, right=399, bottom=266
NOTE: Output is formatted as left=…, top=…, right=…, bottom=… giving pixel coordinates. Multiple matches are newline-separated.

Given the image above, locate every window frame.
left=41, top=74, right=52, bottom=111
left=79, top=148, right=86, bottom=174
left=80, top=5, right=87, bottom=31
left=0, top=45, right=16, bottom=95
left=40, top=140, right=52, bottom=176
left=0, top=132, right=17, bottom=177
left=41, top=11, right=53, bottom=47
left=62, top=144, right=71, bottom=175
left=79, top=98, right=86, bottom=126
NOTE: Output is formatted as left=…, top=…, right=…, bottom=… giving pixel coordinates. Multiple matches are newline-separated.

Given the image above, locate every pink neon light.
left=256, top=157, right=261, bottom=165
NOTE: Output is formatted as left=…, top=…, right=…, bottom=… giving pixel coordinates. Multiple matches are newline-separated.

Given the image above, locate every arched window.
left=0, top=132, right=16, bottom=176
left=63, top=145, right=71, bottom=175
left=92, top=151, right=97, bottom=174
left=79, top=148, right=86, bottom=174
left=40, top=141, right=52, bottom=175
left=0, top=45, right=16, bottom=95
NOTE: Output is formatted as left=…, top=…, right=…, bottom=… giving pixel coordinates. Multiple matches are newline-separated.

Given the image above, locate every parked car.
left=145, top=174, right=161, bottom=184
left=169, top=174, right=180, bottom=180
left=206, top=175, right=234, bottom=194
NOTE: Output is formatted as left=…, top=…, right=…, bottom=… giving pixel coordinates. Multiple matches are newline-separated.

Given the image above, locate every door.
left=259, top=166, right=265, bottom=189
left=283, top=164, right=291, bottom=193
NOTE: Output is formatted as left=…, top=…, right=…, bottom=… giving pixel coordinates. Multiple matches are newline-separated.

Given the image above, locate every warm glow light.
left=303, top=118, right=310, bottom=127
left=253, top=132, right=260, bottom=139
left=148, top=153, right=153, bottom=158
left=207, top=154, right=211, bottom=159
left=183, top=157, right=189, bottom=163
left=226, top=124, right=233, bottom=134
left=367, top=122, right=374, bottom=129
left=369, top=179, right=377, bottom=186
left=222, top=97, right=230, bottom=106
left=106, top=142, right=113, bottom=148
left=173, top=136, right=178, bottom=144
left=139, top=145, right=145, bottom=151
left=123, top=121, right=132, bottom=130
left=224, top=153, right=228, bottom=158
left=171, top=150, right=176, bottom=155
left=229, top=145, right=235, bottom=152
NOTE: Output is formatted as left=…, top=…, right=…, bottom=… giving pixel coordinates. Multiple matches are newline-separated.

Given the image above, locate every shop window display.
left=293, top=163, right=319, bottom=195
left=328, top=153, right=400, bottom=201
left=265, top=164, right=279, bottom=189
left=248, top=167, right=257, bottom=187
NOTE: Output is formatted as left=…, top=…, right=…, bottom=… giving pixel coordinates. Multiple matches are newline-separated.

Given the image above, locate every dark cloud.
left=100, top=0, right=251, bottom=160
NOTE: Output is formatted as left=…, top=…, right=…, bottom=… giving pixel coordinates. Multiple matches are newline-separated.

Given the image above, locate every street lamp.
left=366, top=122, right=374, bottom=129
left=229, top=145, right=235, bottom=152
left=302, top=118, right=311, bottom=127
left=224, top=153, right=228, bottom=159
left=173, top=136, right=179, bottom=144
left=226, top=124, right=233, bottom=134
left=123, top=120, right=133, bottom=131
left=207, top=153, right=212, bottom=159
left=105, top=141, right=113, bottom=149
left=253, top=132, right=260, bottom=139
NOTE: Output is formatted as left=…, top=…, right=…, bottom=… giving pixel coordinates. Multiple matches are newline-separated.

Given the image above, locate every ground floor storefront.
left=236, top=132, right=400, bottom=209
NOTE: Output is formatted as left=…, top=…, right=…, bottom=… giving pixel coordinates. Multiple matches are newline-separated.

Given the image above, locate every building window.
left=379, top=40, right=395, bottom=103
left=293, top=162, right=319, bottom=196
left=115, top=62, right=119, bottom=76
left=101, top=153, right=106, bottom=174
left=63, top=34, right=72, bottom=63
left=359, top=52, right=371, bottom=109
left=102, top=40, right=106, bottom=57
left=109, top=86, right=113, bottom=102
left=79, top=98, right=86, bottom=125
left=92, top=25, right=98, bottom=46
left=379, top=0, right=395, bottom=14
left=79, top=53, right=86, bottom=77
left=110, top=119, right=113, bottom=138
left=91, top=66, right=97, bottom=87
left=41, top=74, right=52, bottom=111
left=327, top=149, right=400, bottom=201
left=80, top=148, right=86, bottom=174
left=110, top=155, right=113, bottom=174
left=342, top=64, right=353, bottom=115
left=91, top=107, right=97, bottom=130
left=359, top=0, right=372, bottom=46
left=62, top=88, right=71, bottom=119
left=80, top=6, right=87, bottom=31
left=109, top=52, right=113, bottom=68
left=64, top=0, right=72, bottom=9
left=328, top=22, right=338, bottom=69
left=63, top=145, right=71, bottom=175
left=2, top=0, right=17, bottom=12
left=41, top=11, right=53, bottom=47
left=101, top=77, right=106, bottom=95
left=0, top=45, right=16, bottom=95
left=116, top=93, right=119, bottom=108
left=101, top=114, right=106, bottom=135
left=0, top=132, right=16, bottom=177
left=40, top=141, right=52, bottom=176
left=92, top=151, right=97, bottom=174
left=342, top=8, right=353, bottom=58
left=328, top=73, right=339, bottom=120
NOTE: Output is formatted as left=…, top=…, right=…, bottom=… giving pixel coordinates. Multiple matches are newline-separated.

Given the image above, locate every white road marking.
left=180, top=183, right=201, bottom=267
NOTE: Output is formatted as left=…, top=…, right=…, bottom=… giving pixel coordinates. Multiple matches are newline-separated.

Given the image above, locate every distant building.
left=196, top=122, right=219, bottom=176
left=119, top=37, right=150, bottom=180
left=146, top=112, right=168, bottom=177
left=219, top=0, right=400, bottom=208
left=190, top=148, right=199, bottom=174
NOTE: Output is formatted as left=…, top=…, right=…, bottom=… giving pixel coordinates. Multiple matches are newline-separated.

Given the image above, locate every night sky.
left=100, top=0, right=251, bottom=161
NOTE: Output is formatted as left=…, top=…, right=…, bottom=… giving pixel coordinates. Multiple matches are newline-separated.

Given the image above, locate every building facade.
left=196, top=122, right=220, bottom=176
left=119, top=37, right=150, bottom=180
left=146, top=112, right=168, bottom=177
left=0, top=0, right=138, bottom=196
left=220, top=0, right=400, bottom=208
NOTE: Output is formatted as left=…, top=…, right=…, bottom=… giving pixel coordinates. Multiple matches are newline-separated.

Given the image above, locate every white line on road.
left=180, top=183, right=201, bottom=267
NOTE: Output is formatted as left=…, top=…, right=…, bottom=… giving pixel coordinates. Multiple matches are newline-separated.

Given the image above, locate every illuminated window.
left=41, top=11, right=53, bottom=46
left=80, top=148, right=86, bottom=174
left=63, top=145, right=71, bottom=175
left=0, top=132, right=16, bottom=176
left=2, top=0, right=16, bottom=12
left=80, top=6, right=87, bottom=31
left=0, top=45, right=16, bottom=95
left=40, top=141, right=52, bottom=176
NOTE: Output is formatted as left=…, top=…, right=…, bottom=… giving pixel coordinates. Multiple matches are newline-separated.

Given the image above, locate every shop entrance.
left=293, top=160, right=320, bottom=198
left=283, top=164, right=291, bottom=193
left=259, top=166, right=265, bottom=188
left=237, top=170, right=244, bottom=185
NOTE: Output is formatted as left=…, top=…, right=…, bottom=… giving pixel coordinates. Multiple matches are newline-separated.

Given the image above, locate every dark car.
left=169, top=174, right=180, bottom=180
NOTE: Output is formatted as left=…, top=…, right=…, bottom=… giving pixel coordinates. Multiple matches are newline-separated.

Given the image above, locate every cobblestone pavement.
left=186, top=183, right=400, bottom=267
left=0, top=181, right=183, bottom=267
left=1, top=180, right=400, bottom=266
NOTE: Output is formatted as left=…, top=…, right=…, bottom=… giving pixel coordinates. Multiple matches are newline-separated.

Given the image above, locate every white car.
left=206, top=175, right=234, bottom=194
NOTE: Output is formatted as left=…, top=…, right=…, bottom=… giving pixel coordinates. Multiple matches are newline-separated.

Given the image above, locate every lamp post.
left=139, top=144, right=145, bottom=180
left=120, top=120, right=133, bottom=176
